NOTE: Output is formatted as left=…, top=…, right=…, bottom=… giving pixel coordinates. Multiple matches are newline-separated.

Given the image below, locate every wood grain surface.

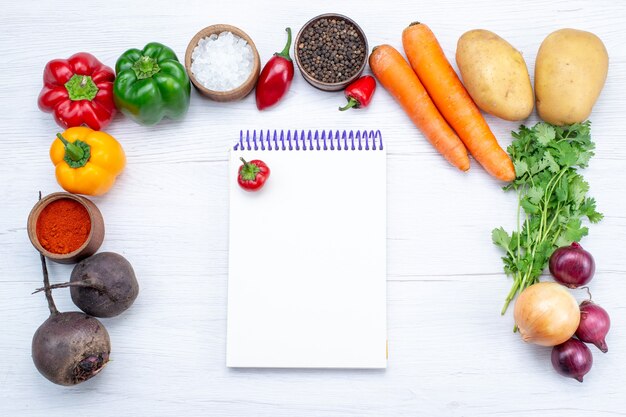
left=1, top=0, right=625, bottom=416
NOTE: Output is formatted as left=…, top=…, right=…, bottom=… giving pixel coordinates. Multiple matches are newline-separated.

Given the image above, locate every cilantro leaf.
left=527, top=186, right=544, bottom=205
left=580, top=197, right=604, bottom=223
left=555, top=234, right=572, bottom=249
left=530, top=156, right=549, bottom=175
left=556, top=141, right=578, bottom=166
left=521, top=198, right=540, bottom=214
left=555, top=175, right=569, bottom=203
left=564, top=218, right=589, bottom=242
left=543, top=151, right=560, bottom=174
left=492, top=227, right=512, bottom=252
left=534, top=123, right=556, bottom=146
left=576, top=150, right=593, bottom=167
left=569, top=175, right=589, bottom=206
left=513, top=160, right=528, bottom=177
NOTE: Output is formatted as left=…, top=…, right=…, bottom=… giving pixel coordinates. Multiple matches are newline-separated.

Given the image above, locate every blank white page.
left=227, top=131, right=386, bottom=368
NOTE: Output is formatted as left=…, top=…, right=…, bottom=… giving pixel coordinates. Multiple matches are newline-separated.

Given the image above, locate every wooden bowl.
left=27, top=192, right=105, bottom=264
left=185, top=24, right=261, bottom=102
left=294, top=13, right=369, bottom=92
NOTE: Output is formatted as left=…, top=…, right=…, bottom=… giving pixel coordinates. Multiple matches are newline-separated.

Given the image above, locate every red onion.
left=551, top=338, right=593, bottom=382
left=576, top=300, right=610, bottom=353
left=549, top=242, right=595, bottom=288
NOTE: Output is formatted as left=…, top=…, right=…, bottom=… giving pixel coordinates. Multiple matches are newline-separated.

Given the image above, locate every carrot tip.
left=409, top=21, right=421, bottom=27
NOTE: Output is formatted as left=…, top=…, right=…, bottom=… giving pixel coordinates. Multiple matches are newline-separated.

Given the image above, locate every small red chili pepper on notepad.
left=238, top=158, right=270, bottom=191
left=339, top=75, right=376, bottom=111
left=255, top=28, right=294, bottom=110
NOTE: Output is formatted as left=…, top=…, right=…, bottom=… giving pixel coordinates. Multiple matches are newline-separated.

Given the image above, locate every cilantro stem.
left=515, top=196, right=522, bottom=266
left=519, top=266, right=532, bottom=293
left=536, top=168, right=568, bottom=249
left=502, top=275, right=520, bottom=315
left=555, top=127, right=574, bottom=143
left=551, top=226, right=564, bottom=246
left=521, top=170, right=565, bottom=292
left=542, top=202, right=562, bottom=242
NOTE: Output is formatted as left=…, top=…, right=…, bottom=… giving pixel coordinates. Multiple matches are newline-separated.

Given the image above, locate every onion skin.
left=514, top=282, right=580, bottom=346
left=549, top=242, right=595, bottom=288
left=551, top=338, right=593, bottom=382
left=32, top=311, right=111, bottom=386
left=576, top=300, right=610, bottom=353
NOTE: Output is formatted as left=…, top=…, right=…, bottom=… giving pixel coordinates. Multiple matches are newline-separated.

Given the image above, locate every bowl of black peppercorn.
left=294, top=13, right=369, bottom=91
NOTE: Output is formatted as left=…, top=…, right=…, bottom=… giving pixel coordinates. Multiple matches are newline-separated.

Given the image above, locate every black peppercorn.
left=297, top=17, right=366, bottom=84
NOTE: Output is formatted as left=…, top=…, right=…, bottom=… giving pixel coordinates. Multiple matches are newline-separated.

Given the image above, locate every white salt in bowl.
left=185, top=24, right=261, bottom=102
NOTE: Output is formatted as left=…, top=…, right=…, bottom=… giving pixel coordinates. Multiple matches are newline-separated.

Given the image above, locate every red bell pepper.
left=38, top=52, right=116, bottom=131
left=256, top=28, right=294, bottom=110
left=339, top=75, right=377, bottom=111
left=238, top=158, right=270, bottom=191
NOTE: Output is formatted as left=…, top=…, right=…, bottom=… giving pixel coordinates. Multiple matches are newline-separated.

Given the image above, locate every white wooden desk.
left=1, top=0, right=625, bottom=415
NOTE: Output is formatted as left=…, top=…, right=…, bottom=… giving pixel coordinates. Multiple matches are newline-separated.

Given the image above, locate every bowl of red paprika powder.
left=27, top=192, right=105, bottom=264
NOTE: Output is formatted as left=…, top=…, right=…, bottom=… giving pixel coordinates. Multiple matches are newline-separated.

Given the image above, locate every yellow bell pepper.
left=50, top=126, right=126, bottom=196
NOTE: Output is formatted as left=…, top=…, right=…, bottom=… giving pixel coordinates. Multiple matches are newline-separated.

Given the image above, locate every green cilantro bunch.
left=493, top=121, right=603, bottom=314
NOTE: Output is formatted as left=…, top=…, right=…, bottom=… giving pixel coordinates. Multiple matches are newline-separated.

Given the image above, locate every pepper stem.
left=239, top=157, right=260, bottom=181
left=131, top=56, right=161, bottom=79
left=64, top=74, right=99, bottom=101
left=277, top=28, right=292, bottom=60
left=57, top=133, right=91, bottom=168
left=339, top=97, right=359, bottom=111
left=57, top=133, right=84, bottom=161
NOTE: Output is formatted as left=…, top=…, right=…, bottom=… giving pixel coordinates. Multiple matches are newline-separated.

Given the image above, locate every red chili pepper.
left=256, top=28, right=294, bottom=110
left=238, top=158, right=270, bottom=191
left=38, top=52, right=116, bottom=131
left=338, top=75, right=377, bottom=111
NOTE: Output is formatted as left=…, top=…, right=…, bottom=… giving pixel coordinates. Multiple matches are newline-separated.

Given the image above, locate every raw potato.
left=456, top=29, right=533, bottom=121
left=535, top=28, right=608, bottom=125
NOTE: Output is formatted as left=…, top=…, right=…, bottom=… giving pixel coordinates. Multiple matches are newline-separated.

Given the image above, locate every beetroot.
left=31, top=253, right=111, bottom=386
left=34, top=252, right=139, bottom=318
left=69, top=252, right=139, bottom=318
left=32, top=311, right=110, bottom=385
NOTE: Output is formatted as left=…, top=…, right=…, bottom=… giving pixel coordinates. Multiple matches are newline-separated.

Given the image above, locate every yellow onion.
left=514, top=282, right=580, bottom=346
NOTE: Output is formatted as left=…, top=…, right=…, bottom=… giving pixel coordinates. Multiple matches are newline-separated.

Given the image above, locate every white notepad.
left=227, top=130, right=386, bottom=368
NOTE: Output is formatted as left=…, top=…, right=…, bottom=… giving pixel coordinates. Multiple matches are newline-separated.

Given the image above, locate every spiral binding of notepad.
left=234, top=130, right=383, bottom=151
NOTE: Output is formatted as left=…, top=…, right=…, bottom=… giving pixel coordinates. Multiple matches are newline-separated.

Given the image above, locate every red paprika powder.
left=36, top=198, right=91, bottom=254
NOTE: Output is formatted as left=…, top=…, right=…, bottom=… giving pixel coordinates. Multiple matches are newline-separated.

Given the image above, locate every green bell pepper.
left=114, top=42, right=191, bottom=125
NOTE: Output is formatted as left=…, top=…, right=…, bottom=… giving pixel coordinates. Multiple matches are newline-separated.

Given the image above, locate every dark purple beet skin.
left=70, top=252, right=139, bottom=318
left=32, top=311, right=111, bottom=386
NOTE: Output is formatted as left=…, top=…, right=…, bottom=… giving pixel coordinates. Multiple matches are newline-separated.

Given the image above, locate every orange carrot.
left=369, top=45, right=470, bottom=171
left=402, top=22, right=515, bottom=182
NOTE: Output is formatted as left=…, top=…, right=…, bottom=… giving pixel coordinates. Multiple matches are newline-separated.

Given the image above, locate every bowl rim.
left=294, top=13, right=369, bottom=89
left=184, top=24, right=261, bottom=99
left=27, top=192, right=98, bottom=260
